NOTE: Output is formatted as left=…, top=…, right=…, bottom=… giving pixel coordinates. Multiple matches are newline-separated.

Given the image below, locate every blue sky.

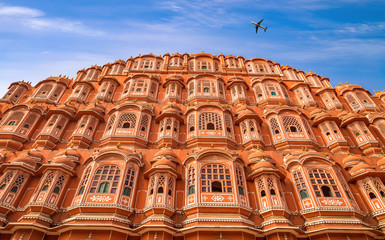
left=0, top=0, right=384, bottom=96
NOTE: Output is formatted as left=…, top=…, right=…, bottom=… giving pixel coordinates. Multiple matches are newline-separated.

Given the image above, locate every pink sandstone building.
left=0, top=52, right=384, bottom=240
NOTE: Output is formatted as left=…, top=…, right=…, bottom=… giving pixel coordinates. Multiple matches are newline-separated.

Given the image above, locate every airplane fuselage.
left=251, top=21, right=267, bottom=31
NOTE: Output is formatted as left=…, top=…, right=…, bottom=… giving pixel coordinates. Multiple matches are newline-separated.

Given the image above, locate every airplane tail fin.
left=264, top=27, right=268, bottom=32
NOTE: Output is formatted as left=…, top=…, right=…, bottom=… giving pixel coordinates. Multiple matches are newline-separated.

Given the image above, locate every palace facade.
left=0, top=52, right=385, bottom=240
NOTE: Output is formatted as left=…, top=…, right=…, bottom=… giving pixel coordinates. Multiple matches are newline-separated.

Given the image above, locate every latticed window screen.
left=187, top=166, right=196, bottom=194
left=201, top=164, right=232, bottom=193
left=282, top=116, right=303, bottom=133
left=106, top=114, right=117, bottom=131
left=361, top=179, right=374, bottom=193
left=53, top=175, right=65, bottom=194
left=235, top=166, right=245, bottom=196
left=49, top=85, right=65, bottom=101
left=159, top=119, right=165, bottom=133
left=41, top=172, right=55, bottom=191
left=4, top=111, right=25, bottom=126
left=241, top=122, right=247, bottom=135
left=224, top=114, right=232, bottom=133
left=269, top=117, right=281, bottom=135
left=173, top=120, right=179, bottom=133
left=150, top=82, right=157, bottom=96
left=36, top=84, right=53, bottom=97
left=167, top=178, right=174, bottom=196
left=198, top=80, right=216, bottom=93
left=139, top=114, right=150, bottom=133
left=3, top=86, right=16, bottom=99
left=123, top=166, right=136, bottom=197
left=117, top=113, right=137, bottom=129
left=373, top=179, right=385, bottom=197
left=309, top=169, right=341, bottom=197
left=90, top=165, right=121, bottom=194
left=77, top=166, right=91, bottom=195
left=264, top=83, right=282, bottom=97
left=188, top=114, right=195, bottom=132
left=148, top=178, right=155, bottom=195
left=257, top=178, right=265, bottom=197
left=302, top=117, right=314, bottom=138
left=335, top=169, right=355, bottom=202
left=345, top=93, right=360, bottom=109
left=165, top=118, right=172, bottom=130
left=157, top=175, right=165, bottom=193
left=293, top=170, right=309, bottom=199
left=198, top=113, right=223, bottom=130
left=375, top=120, right=385, bottom=136
left=356, top=91, right=372, bottom=105
left=0, top=171, right=14, bottom=190
left=11, top=174, right=25, bottom=193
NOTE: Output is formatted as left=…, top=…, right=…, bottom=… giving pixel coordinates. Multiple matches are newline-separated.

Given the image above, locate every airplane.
left=251, top=19, right=268, bottom=34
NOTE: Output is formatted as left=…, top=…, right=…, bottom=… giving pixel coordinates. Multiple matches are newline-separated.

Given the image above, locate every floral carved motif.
left=211, top=195, right=224, bottom=202
left=321, top=199, right=343, bottom=206
left=90, top=195, right=112, bottom=202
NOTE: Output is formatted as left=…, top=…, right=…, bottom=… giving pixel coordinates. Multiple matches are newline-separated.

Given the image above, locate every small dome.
left=153, top=148, right=177, bottom=160
left=152, top=157, right=176, bottom=169
left=236, top=105, right=255, bottom=115
left=350, top=161, right=374, bottom=176
left=28, top=149, right=44, bottom=160
left=343, top=155, right=363, bottom=168
left=85, top=103, right=105, bottom=115
left=377, top=157, right=385, bottom=170
left=51, top=156, right=76, bottom=168
left=251, top=160, right=276, bottom=171
left=12, top=155, right=37, bottom=169
left=248, top=151, right=266, bottom=162
left=56, top=148, right=80, bottom=159
left=161, top=104, right=182, bottom=114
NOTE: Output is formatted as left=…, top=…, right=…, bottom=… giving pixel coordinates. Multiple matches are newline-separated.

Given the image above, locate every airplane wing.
left=257, top=19, right=264, bottom=24
left=255, top=26, right=259, bottom=34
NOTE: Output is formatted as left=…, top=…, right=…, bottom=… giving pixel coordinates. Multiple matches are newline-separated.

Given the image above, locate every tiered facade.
left=0, top=52, right=385, bottom=240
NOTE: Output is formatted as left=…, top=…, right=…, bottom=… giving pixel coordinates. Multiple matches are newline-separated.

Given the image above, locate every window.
left=235, top=167, right=245, bottom=196
left=293, top=170, right=309, bottom=199
left=282, top=116, right=303, bottom=133
left=309, top=169, right=341, bottom=197
left=77, top=167, right=91, bottom=196
left=0, top=171, right=14, bottom=191
left=188, top=114, right=196, bottom=133
left=122, top=166, right=136, bottom=197
left=187, top=166, right=196, bottom=195
left=117, top=113, right=137, bottom=129
left=201, top=164, right=232, bottom=193
left=269, top=117, right=281, bottom=135
left=90, top=165, right=121, bottom=194
left=198, top=112, right=223, bottom=131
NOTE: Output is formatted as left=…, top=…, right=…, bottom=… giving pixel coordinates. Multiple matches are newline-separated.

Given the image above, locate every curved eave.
left=144, top=165, right=181, bottom=179
left=75, top=109, right=105, bottom=121
left=235, top=113, right=263, bottom=124
left=155, top=112, right=184, bottom=123
left=340, top=115, right=369, bottom=127
left=38, top=163, right=76, bottom=176
left=312, top=115, right=340, bottom=127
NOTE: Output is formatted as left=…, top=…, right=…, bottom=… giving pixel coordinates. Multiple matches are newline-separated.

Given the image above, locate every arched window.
left=122, top=166, right=136, bottom=197
left=369, top=192, right=377, bottom=199
left=201, top=164, right=232, bottom=193
left=77, top=166, right=91, bottom=195
left=167, top=178, right=174, bottom=196
left=267, top=177, right=277, bottom=196
left=198, top=112, right=223, bottom=131
left=0, top=171, right=14, bottom=191
left=117, top=113, right=137, bottom=129
left=41, top=172, right=55, bottom=192
left=293, top=170, right=309, bottom=199
left=309, top=169, right=341, bottom=197
left=282, top=116, right=303, bottom=133
left=90, top=165, right=121, bottom=194
left=258, top=178, right=266, bottom=197
left=188, top=114, right=196, bottom=133
left=235, top=166, right=245, bottom=196
left=187, top=166, right=196, bottom=195
left=139, top=114, right=150, bottom=134
left=157, top=175, right=165, bottom=193
left=269, top=117, right=281, bottom=135
left=3, top=111, right=25, bottom=127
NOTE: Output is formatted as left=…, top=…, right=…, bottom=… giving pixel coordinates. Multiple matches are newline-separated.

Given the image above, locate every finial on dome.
left=117, top=142, right=121, bottom=148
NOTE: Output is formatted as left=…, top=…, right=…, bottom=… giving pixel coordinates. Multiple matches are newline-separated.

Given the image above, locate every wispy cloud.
left=0, top=4, right=103, bottom=36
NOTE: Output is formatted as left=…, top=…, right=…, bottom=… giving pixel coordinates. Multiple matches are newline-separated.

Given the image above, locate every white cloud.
left=0, top=4, right=103, bottom=36
left=0, top=6, right=43, bottom=17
